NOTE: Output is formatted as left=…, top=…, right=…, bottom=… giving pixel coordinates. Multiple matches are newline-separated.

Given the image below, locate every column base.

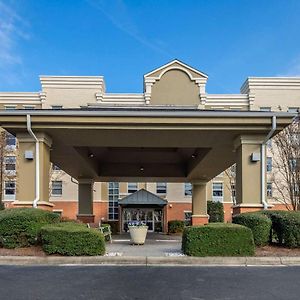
left=232, top=204, right=273, bottom=215
left=77, top=214, right=95, bottom=223
left=12, top=201, right=54, bottom=211
left=191, top=215, right=209, bottom=226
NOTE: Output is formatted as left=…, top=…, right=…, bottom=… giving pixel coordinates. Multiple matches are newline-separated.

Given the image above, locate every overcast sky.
left=1, top=0, right=300, bottom=93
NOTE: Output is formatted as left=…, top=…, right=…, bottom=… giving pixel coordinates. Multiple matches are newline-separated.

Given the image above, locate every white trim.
left=144, top=59, right=208, bottom=78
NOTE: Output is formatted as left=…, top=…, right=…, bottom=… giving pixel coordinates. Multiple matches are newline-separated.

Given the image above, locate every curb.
left=0, top=256, right=300, bottom=266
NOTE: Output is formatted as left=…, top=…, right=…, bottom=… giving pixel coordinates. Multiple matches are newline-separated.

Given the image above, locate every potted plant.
left=128, top=221, right=148, bottom=245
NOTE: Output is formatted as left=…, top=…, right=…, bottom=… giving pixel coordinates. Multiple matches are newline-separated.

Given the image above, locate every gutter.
left=26, top=114, right=40, bottom=208
left=261, top=116, right=276, bottom=210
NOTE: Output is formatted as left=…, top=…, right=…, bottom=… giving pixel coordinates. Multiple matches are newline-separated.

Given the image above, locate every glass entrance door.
left=122, top=208, right=163, bottom=233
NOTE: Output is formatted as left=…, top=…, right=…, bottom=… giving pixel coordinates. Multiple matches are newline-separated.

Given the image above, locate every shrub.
left=207, top=201, right=224, bottom=223
left=168, top=220, right=185, bottom=234
left=0, top=208, right=60, bottom=248
left=41, top=222, right=105, bottom=256
left=0, top=202, right=4, bottom=211
left=261, top=210, right=300, bottom=248
left=232, top=213, right=272, bottom=246
left=182, top=223, right=255, bottom=256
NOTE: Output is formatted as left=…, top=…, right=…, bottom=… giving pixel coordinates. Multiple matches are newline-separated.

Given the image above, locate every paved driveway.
left=0, top=265, right=300, bottom=300
left=107, top=233, right=183, bottom=257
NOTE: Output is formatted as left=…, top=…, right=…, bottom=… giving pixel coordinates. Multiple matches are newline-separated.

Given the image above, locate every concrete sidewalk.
left=0, top=255, right=300, bottom=266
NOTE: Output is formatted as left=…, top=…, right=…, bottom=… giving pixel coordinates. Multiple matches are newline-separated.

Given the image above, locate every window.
left=108, top=182, right=119, bottom=220
left=4, top=181, right=16, bottom=199
left=127, top=182, right=138, bottom=194
left=52, top=164, right=61, bottom=171
left=5, top=133, right=16, bottom=147
left=51, top=105, right=63, bottom=109
left=51, top=181, right=62, bottom=196
left=4, top=105, right=17, bottom=110
left=4, top=156, right=16, bottom=172
left=184, top=183, right=192, bottom=196
left=293, top=183, right=300, bottom=196
left=231, top=183, right=236, bottom=202
left=289, top=159, right=298, bottom=172
left=23, top=105, right=35, bottom=110
left=184, top=211, right=192, bottom=226
left=156, top=182, right=167, bottom=194
left=212, top=182, right=223, bottom=202
left=260, top=107, right=271, bottom=112
left=266, top=157, right=272, bottom=172
left=267, top=182, right=273, bottom=197
left=288, top=107, right=299, bottom=113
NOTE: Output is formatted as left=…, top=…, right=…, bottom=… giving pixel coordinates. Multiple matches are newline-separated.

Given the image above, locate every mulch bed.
left=255, top=245, right=300, bottom=257
left=0, top=246, right=47, bottom=256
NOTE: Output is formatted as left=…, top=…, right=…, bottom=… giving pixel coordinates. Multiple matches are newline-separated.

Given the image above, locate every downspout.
left=26, top=115, right=40, bottom=208
left=261, top=115, right=276, bottom=210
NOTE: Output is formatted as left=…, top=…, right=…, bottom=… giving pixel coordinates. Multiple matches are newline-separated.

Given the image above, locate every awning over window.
left=119, top=189, right=167, bottom=207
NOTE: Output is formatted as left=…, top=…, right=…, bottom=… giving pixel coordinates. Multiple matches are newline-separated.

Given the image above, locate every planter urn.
left=128, top=225, right=148, bottom=245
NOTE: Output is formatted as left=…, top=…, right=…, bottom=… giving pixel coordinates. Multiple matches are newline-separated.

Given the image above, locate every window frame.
left=4, top=180, right=16, bottom=200
left=184, top=183, right=192, bottom=196
left=212, top=182, right=223, bottom=202
left=108, top=182, right=119, bottom=220
left=156, top=182, right=167, bottom=195
left=51, top=180, right=63, bottom=196
left=127, top=182, right=138, bottom=194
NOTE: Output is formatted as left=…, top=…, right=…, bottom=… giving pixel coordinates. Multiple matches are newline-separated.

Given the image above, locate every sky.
left=0, top=0, right=300, bottom=94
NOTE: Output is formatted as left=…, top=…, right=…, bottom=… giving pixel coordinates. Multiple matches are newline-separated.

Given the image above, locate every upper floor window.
left=260, top=107, right=271, bottom=112
left=267, top=182, right=273, bottom=197
left=51, top=180, right=62, bottom=196
left=288, top=107, right=299, bottom=113
left=4, top=156, right=16, bottom=172
left=156, top=182, right=167, bottom=195
left=5, top=133, right=16, bottom=148
left=4, top=105, right=17, bottom=110
left=23, top=105, right=36, bottom=110
left=52, top=164, right=61, bottom=171
left=51, top=105, right=63, bottom=109
left=127, top=182, right=138, bottom=194
left=266, top=157, right=272, bottom=172
left=212, top=182, right=223, bottom=202
left=184, top=183, right=192, bottom=196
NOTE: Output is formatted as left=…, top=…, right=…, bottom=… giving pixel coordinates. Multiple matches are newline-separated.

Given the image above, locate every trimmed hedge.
left=261, top=210, right=300, bottom=248
left=182, top=223, right=255, bottom=256
left=0, top=208, right=60, bottom=248
left=232, top=213, right=272, bottom=246
left=207, top=201, right=224, bottom=223
left=168, top=220, right=185, bottom=234
left=41, top=222, right=106, bottom=256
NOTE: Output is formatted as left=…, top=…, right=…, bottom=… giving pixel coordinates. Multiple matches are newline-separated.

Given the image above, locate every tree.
left=270, top=115, right=300, bottom=211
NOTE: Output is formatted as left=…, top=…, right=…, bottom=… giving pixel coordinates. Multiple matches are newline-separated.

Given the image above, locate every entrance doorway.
left=122, top=208, right=163, bottom=233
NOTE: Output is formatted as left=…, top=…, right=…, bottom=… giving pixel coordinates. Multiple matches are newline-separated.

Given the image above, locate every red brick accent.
left=232, top=206, right=263, bottom=215
left=11, top=201, right=54, bottom=211
left=223, top=203, right=233, bottom=223
left=191, top=215, right=209, bottom=225
left=166, top=202, right=192, bottom=222
left=77, top=214, right=95, bottom=223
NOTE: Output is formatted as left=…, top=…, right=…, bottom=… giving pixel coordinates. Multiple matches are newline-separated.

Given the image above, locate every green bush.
left=207, top=201, right=224, bottom=223
left=41, top=222, right=106, bottom=256
left=182, top=223, right=255, bottom=256
left=232, top=213, right=272, bottom=246
left=261, top=210, right=300, bottom=248
left=0, top=202, right=4, bottom=211
left=168, top=220, right=185, bottom=234
left=0, top=208, right=60, bottom=248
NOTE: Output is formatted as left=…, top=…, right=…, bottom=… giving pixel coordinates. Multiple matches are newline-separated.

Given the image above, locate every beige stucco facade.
left=0, top=60, right=298, bottom=229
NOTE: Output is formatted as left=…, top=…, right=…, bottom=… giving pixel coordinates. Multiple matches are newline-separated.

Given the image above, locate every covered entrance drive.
left=119, top=189, right=167, bottom=232
left=0, top=107, right=294, bottom=227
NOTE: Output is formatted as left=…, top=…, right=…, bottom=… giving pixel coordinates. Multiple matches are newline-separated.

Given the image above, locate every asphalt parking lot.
left=0, top=265, right=300, bottom=300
